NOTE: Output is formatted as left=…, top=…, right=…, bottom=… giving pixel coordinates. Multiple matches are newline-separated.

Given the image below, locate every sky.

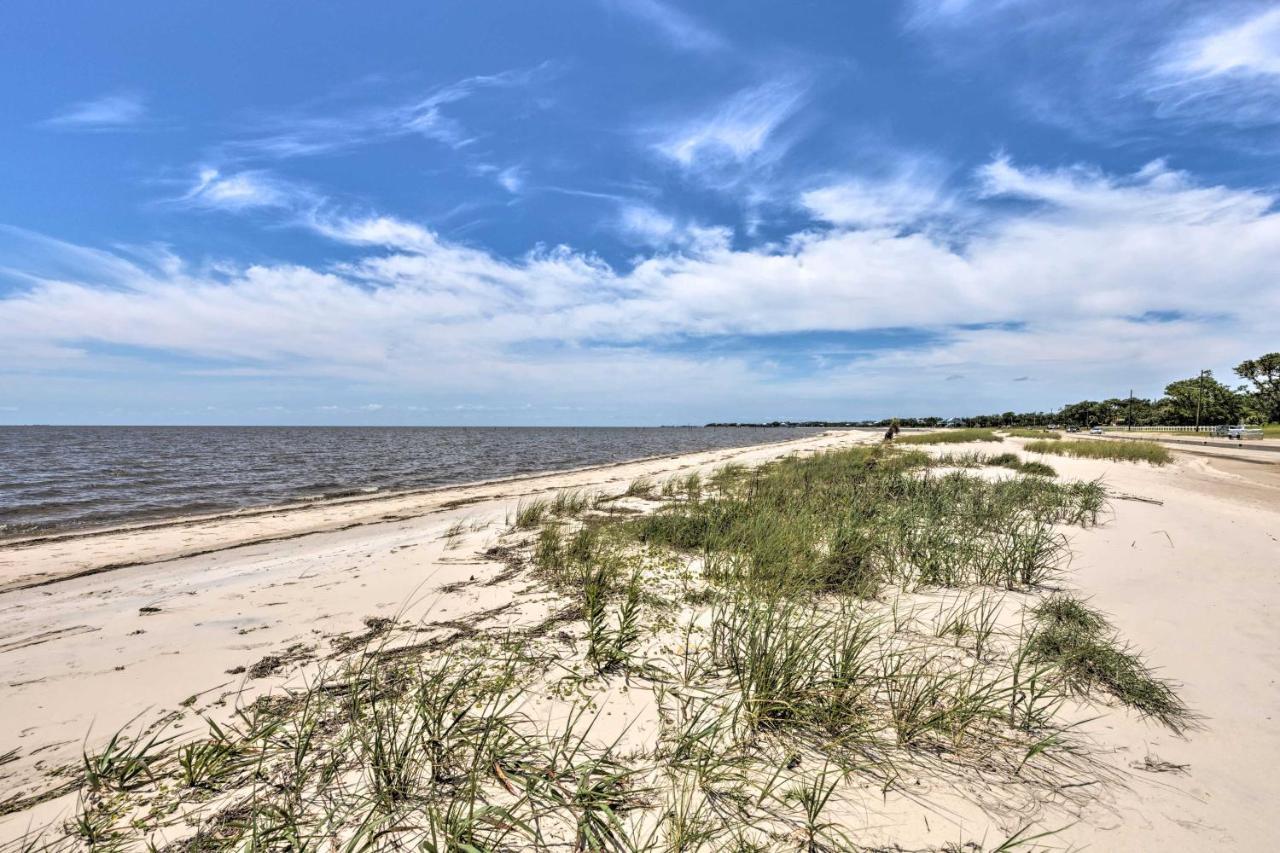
left=1, top=0, right=1278, bottom=426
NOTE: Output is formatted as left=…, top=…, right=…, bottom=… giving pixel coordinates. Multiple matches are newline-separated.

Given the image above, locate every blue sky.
left=2, top=0, right=1278, bottom=425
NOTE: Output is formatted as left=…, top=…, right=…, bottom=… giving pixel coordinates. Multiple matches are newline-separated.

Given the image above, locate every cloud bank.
left=3, top=157, right=1277, bottom=421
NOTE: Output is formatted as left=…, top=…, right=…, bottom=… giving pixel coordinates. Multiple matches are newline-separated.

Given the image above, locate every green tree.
left=1115, top=396, right=1157, bottom=427
left=1058, top=400, right=1117, bottom=426
left=1159, top=371, right=1244, bottom=426
left=1234, top=353, right=1280, bottom=423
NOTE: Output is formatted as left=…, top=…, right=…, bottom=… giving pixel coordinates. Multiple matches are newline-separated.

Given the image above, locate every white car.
left=1089, top=426, right=1103, bottom=435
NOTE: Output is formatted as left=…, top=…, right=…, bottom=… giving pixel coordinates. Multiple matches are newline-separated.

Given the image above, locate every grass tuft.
left=1005, top=428, right=1062, bottom=440
left=896, top=428, right=1002, bottom=445
left=514, top=497, right=550, bottom=529
left=1029, top=595, right=1191, bottom=731
left=1024, top=439, right=1173, bottom=465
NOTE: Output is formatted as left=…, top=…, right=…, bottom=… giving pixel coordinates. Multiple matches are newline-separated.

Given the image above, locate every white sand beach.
left=2, top=430, right=1278, bottom=850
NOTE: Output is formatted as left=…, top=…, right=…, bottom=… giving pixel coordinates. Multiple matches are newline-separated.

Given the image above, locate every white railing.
left=1104, top=425, right=1265, bottom=439
left=1117, top=424, right=1256, bottom=433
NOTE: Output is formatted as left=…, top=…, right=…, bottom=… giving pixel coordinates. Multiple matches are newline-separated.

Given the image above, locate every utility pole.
left=1195, top=370, right=1208, bottom=432
left=1128, top=389, right=1134, bottom=432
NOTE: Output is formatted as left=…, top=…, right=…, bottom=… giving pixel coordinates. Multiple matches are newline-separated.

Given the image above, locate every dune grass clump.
left=550, top=489, right=592, bottom=517
left=707, top=597, right=1009, bottom=747
left=1005, top=428, right=1062, bottom=440
left=513, top=497, right=550, bottom=529
left=1029, top=594, right=1190, bottom=732
left=987, top=452, right=1023, bottom=469
left=1025, top=439, right=1173, bottom=465
left=626, top=476, right=655, bottom=498
left=896, top=428, right=1002, bottom=445
left=629, top=446, right=1099, bottom=598
left=932, top=451, right=1055, bottom=477
left=931, top=450, right=988, bottom=468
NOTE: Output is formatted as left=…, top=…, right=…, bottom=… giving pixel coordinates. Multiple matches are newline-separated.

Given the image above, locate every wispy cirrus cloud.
left=472, top=163, right=527, bottom=194
left=906, top=0, right=1044, bottom=28
left=1162, top=7, right=1280, bottom=79
left=651, top=77, right=810, bottom=174
left=224, top=66, right=553, bottom=162
left=43, top=92, right=148, bottom=131
left=603, top=0, right=727, bottom=52
left=801, top=158, right=954, bottom=230
left=1146, top=6, right=1280, bottom=128
left=908, top=0, right=1280, bottom=142
left=976, top=155, right=1274, bottom=223
left=179, top=168, right=314, bottom=212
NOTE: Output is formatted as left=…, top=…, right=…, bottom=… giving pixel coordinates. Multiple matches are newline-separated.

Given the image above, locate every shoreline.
left=0, top=429, right=862, bottom=593
left=0, top=428, right=835, bottom=549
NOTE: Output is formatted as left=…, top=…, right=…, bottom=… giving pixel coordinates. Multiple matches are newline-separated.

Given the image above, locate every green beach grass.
left=1003, top=428, right=1062, bottom=440
left=25, top=442, right=1187, bottom=852
left=1024, top=438, right=1173, bottom=465
left=895, top=427, right=1001, bottom=445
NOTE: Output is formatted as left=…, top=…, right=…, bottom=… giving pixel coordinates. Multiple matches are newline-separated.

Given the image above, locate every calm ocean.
left=0, top=426, right=826, bottom=537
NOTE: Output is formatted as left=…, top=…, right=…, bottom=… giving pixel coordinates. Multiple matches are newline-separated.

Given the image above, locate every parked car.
left=1089, top=426, right=1103, bottom=435
left=1066, top=426, right=1079, bottom=433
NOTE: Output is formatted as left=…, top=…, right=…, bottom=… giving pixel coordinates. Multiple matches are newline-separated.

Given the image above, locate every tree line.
left=955, top=353, right=1279, bottom=428
left=707, top=352, right=1280, bottom=429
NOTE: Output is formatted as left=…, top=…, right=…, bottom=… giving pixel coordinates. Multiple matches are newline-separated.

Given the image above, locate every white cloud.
left=615, top=205, right=732, bottom=253
left=976, top=156, right=1274, bottom=224
left=801, top=167, right=951, bottom=229
left=604, top=0, right=726, bottom=52
left=906, top=0, right=1047, bottom=30
left=3, top=157, right=1279, bottom=418
left=226, top=66, right=550, bottom=161
left=907, top=1, right=1280, bottom=143
left=653, top=79, right=809, bottom=171
left=497, top=165, right=526, bottom=194
left=1146, top=7, right=1280, bottom=128
left=308, top=214, right=443, bottom=254
left=1165, top=7, right=1280, bottom=79
left=181, top=168, right=308, bottom=211
left=618, top=205, right=679, bottom=243
left=44, top=93, right=147, bottom=130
